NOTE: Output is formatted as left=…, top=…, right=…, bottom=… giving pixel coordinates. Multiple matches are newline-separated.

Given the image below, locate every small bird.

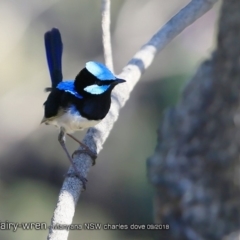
left=41, top=28, right=125, bottom=188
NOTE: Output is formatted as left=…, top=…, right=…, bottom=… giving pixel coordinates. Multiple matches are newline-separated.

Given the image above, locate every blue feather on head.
left=86, top=61, right=116, bottom=81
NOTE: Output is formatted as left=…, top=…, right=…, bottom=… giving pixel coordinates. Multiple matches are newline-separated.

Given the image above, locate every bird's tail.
left=44, top=28, right=63, bottom=90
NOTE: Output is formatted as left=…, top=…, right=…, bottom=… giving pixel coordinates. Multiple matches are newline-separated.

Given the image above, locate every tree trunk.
left=148, top=1, right=240, bottom=239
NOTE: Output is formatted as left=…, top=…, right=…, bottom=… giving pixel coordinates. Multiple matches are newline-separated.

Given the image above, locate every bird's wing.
left=44, top=28, right=63, bottom=89
left=57, top=81, right=83, bottom=99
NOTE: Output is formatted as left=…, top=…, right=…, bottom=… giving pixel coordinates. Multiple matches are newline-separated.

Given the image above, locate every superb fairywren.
left=41, top=28, right=125, bottom=188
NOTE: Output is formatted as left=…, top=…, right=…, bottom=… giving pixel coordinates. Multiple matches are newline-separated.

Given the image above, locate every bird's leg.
left=58, top=128, right=87, bottom=189
left=67, top=133, right=97, bottom=165
left=67, top=133, right=89, bottom=148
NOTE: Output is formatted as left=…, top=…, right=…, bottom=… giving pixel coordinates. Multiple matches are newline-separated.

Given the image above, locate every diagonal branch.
left=47, top=0, right=219, bottom=239
left=101, top=0, right=114, bottom=72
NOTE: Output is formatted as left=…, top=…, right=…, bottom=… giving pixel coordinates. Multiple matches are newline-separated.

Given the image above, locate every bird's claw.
left=65, top=172, right=88, bottom=190
left=72, top=149, right=97, bottom=166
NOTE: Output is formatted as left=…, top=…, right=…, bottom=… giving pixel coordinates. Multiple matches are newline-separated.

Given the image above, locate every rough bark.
left=148, top=1, right=240, bottom=239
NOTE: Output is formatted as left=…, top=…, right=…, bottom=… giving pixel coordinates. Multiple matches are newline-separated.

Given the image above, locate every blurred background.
left=0, top=0, right=219, bottom=239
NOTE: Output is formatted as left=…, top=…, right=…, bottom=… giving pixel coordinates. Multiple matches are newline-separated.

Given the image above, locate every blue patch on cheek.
left=86, top=61, right=116, bottom=81
left=57, top=81, right=83, bottom=99
left=84, top=84, right=110, bottom=95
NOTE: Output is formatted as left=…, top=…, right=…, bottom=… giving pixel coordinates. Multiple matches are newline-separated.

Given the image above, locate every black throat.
left=68, top=90, right=112, bottom=121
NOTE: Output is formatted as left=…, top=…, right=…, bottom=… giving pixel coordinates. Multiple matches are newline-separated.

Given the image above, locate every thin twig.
left=47, top=1, right=219, bottom=239
left=101, top=0, right=114, bottom=72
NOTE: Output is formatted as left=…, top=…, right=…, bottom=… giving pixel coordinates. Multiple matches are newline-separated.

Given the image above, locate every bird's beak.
left=115, top=79, right=126, bottom=84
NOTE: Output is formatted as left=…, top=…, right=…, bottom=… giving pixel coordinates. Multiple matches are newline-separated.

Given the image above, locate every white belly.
left=45, top=107, right=100, bottom=133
